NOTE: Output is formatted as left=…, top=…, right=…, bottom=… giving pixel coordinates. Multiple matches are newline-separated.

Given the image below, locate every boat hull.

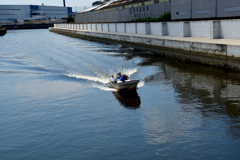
left=108, top=80, right=140, bottom=90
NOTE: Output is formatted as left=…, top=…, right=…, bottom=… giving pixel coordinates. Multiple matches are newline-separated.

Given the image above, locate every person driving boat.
left=120, top=73, right=128, bottom=82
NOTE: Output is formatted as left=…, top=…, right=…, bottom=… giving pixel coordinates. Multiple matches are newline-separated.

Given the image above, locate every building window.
left=176, top=12, right=186, bottom=16
left=147, top=6, right=149, bottom=11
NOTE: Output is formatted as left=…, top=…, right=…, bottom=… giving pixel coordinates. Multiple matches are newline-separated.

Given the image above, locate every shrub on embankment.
left=131, top=11, right=171, bottom=22
left=67, top=16, right=75, bottom=23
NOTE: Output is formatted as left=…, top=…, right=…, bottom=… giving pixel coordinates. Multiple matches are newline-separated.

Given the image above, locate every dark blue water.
left=1, top=29, right=240, bottom=160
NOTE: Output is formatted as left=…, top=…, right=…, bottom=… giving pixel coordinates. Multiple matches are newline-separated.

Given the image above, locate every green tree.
left=67, top=16, right=74, bottom=23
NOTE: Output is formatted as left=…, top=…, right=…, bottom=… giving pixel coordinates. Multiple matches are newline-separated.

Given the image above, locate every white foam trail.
left=137, top=81, right=145, bottom=88
left=92, top=84, right=117, bottom=91
left=67, top=74, right=109, bottom=84
left=123, top=67, right=138, bottom=77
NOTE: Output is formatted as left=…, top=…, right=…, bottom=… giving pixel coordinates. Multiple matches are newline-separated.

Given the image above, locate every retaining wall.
left=55, top=19, right=240, bottom=40
left=52, top=20, right=240, bottom=70
left=50, top=27, right=240, bottom=71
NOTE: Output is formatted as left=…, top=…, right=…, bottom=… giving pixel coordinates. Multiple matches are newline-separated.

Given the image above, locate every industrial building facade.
left=75, top=0, right=240, bottom=23
left=75, top=0, right=171, bottom=23
left=172, top=0, right=240, bottom=20
left=0, top=5, right=72, bottom=23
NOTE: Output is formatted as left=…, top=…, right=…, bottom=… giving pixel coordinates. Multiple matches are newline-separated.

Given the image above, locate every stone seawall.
left=49, top=27, right=240, bottom=72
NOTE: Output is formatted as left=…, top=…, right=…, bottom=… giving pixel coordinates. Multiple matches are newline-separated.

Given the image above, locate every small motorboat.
left=108, top=80, right=140, bottom=91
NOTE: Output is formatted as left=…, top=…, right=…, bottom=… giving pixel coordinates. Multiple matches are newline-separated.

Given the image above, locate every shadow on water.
left=112, top=89, right=141, bottom=109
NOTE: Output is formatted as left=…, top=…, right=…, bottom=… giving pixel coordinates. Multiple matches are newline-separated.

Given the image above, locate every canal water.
left=1, top=29, right=240, bottom=160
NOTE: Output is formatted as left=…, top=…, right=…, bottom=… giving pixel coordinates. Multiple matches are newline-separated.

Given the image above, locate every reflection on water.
left=1, top=30, right=240, bottom=159
left=106, top=46, right=240, bottom=145
left=112, top=90, right=141, bottom=109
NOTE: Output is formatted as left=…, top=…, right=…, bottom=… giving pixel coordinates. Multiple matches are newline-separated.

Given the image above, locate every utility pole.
left=215, top=0, right=217, bottom=17
left=190, top=0, right=192, bottom=19
left=63, top=0, right=66, bottom=7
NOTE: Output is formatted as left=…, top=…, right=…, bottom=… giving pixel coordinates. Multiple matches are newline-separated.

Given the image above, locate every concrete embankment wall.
left=51, top=19, right=240, bottom=71
left=54, top=20, right=240, bottom=40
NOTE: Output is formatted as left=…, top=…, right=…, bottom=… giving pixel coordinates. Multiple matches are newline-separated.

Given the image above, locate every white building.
left=0, top=4, right=72, bottom=23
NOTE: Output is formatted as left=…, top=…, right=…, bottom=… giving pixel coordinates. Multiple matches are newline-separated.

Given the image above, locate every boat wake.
left=124, top=67, right=138, bottom=77
left=91, top=84, right=117, bottom=91
left=65, top=67, right=142, bottom=91
left=137, top=81, right=145, bottom=88
left=66, top=74, right=109, bottom=84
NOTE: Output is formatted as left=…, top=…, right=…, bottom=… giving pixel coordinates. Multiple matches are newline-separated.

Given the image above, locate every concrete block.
left=130, top=36, right=146, bottom=43
left=167, top=22, right=181, bottom=36
left=220, top=20, right=240, bottom=39
left=227, top=45, right=240, bottom=57
left=150, top=38, right=165, bottom=47
left=165, top=40, right=191, bottom=50
left=126, top=23, right=136, bottom=34
left=119, top=35, right=131, bottom=41
left=102, top=23, right=109, bottom=32
left=191, top=42, right=227, bottom=55
left=109, top=23, right=117, bottom=32
left=97, top=24, right=102, bottom=31
left=116, top=23, right=126, bottom=33
left=80, top=24, right=83, bottom=30
left=150, top=22, right=162, bottom=35
left=91, top=24, right=97, bottom=31
left=83, top=24, right=88, bottom=30
left=87, top=24, right=92, bottom=30
left=189, top=21, right=211, bottom=38
left=181, top=22, right=190, bottom=37
left=210, top=21, right=221, bottom=39
left=109, top=34, right=120, bottom=40
left=162, top=22, right=168, bottom=36
left=137, top=23, right=150, bottom=35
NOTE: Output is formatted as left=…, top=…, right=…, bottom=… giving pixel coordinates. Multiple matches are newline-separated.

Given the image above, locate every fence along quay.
left=50, top=20, right=240, bottom=71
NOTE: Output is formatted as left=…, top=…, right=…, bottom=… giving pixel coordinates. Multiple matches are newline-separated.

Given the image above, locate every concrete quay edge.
left=49, top=27, right=240, bottom=72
